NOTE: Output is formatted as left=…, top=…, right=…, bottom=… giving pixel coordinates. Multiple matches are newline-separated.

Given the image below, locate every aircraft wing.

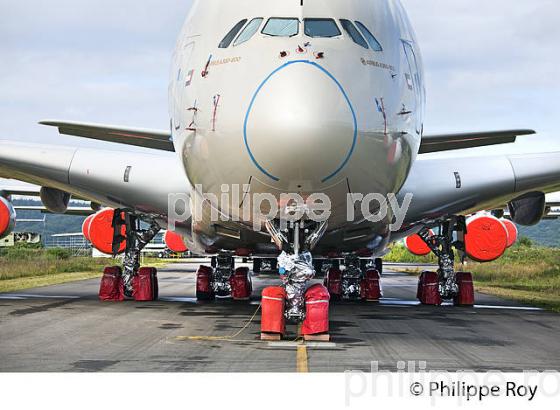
left=0, top=139, right=189, bottom=219
left=398, top=150, right=560, bottom=230
left=419, top=129, right=535, bottom=154
left=0, top=183, right=41, bottom=197
left=13, top=205, right=96, bottom=216
left=39, top=120, right=175, bottom=152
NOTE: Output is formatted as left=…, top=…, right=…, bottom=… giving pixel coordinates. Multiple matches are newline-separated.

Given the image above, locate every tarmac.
left=0, top=262, right=559, bottom=372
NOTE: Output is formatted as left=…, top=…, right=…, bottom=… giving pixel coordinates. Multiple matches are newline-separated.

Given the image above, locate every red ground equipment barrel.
left=417, top=271, right=442, bottom=305
left=133, top=267, right=158, bottom=301
left=261, top=287, right=286, bottom=336
left=196, top=265, right=214, bottom=300
left=230, top=267, right=252, bottom=300
left=361, top=269, right=382, bottom=301
left=99, top=266, right=124, bottom=302
left=454, top=272, right=475, bottom=306
left=324, top=267, right=342, bottom=300
left=302, top=284, right=330, bottom=336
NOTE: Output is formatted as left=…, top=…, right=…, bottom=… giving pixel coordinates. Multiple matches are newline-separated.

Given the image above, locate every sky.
left=1, top=0, right=559, bottom=156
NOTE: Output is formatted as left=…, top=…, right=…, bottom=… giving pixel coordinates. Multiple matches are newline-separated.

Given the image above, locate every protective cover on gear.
left=360, top=269, right=382, bottom=301
left=261, top=286, right=286, bottom=335
left=454, top=272, right=475, bottom=306
left=196, top=265, right=214, bottom=300
left=99, top=266, right=124, bottom=301
left=230, top=267, right=252, bottom=300
left=417, top=271, right=442, bottom=305
left=133, top=267, right=158, bottom=301
left=278, top=251, right=315, bottom=320
left=325, top=267, right=342, bottom=299
left=302, top=284, right=330, bottom=335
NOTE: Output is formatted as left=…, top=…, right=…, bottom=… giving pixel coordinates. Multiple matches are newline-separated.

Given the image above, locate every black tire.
left=253, top=258, right=262, bottom=274
left=313, top=260, right=324, bottom=276
left=211, top=257, right=217, bottom=268
left=375, top=258, right=383, bottom=275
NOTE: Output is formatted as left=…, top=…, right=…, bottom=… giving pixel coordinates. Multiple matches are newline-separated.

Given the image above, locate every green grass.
left=0, top=246, right=169, bottom=292
left=385, top=242, right=560, bottom=312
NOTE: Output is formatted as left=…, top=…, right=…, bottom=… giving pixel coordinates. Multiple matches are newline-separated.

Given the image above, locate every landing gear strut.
left=418, top=216, right=466, bottom=300
left=112, top=211, right=160, bottom=296
left=268, top=220, right=328, bottom=323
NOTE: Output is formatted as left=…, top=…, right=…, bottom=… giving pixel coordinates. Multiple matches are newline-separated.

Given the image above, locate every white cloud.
left=402, top=0, right=560, bottom=153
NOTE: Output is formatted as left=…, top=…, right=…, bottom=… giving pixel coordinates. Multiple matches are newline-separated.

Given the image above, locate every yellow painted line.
left=296, top=344, right=309, bottom=373
left=296, top=324, right=309, bottom=373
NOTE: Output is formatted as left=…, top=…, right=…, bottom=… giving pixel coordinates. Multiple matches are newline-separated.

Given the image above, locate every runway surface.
left=1, top=262, right=559, bottom=372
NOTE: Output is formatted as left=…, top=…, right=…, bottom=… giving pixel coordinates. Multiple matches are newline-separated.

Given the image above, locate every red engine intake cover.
left=88, top=209, right=126, bottom=254
left=404, top=229, right=434, bottom=256
left=81, top=214, right=95, bottom=242
left=465, top=215, right=508, bottom=262
left=0, top=197, right=16, bottom=238
left=501, top=219, right=518, bottom=248
left=163, top=230, right=188, bottom=253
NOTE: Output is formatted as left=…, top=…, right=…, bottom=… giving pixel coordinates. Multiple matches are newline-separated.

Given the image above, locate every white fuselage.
left=168, top=0, right=425, bottom=251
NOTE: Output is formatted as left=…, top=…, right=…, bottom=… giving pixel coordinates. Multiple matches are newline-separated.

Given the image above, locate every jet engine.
left=507, top=192, right=546, bottom=226
left=404, top=229, right=434, bottom=256
left=40, top=187, right=71, bottom=214
left=84, top=209, right=126, bottom=254
left=465, top=215, right=508, bottom=262
left=501, top=219, right=518, bottom=248
left=163, top=230, right=188, bottom=253
left=0, top=196, right=16, bottom=239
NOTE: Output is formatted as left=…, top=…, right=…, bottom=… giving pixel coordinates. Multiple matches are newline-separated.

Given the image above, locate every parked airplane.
left=1, top=0, right=559, bottom=324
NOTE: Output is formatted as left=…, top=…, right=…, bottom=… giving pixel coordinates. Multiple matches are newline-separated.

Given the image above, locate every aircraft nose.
left=243, top=61, right=357, bottom=186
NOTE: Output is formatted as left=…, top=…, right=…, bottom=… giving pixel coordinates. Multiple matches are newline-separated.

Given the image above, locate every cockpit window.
left=340, top=19, right=368, bottom=49
left=355, top=21, right=383, bottom=51
left=234, top=18, right=263, bottom=46
left=219, top=20, right=247, bottom=48
left=262, top=18, right=299, bottom=37
left=304, top=18, right=341, bottom=38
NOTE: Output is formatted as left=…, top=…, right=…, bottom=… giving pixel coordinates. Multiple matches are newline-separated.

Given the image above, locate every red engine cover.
left=81, top=214, right=95, bottom=242
left=501, top=219, right=518, bottom=248
left=465, top=215, right=508, bottom=262
left=0, top=197, right=16, bottom=238
left=404, top=229, right=434, bottom=256
left=163, top=230, right=188, bottom=253
left=88, top=209, right=126, bottom=254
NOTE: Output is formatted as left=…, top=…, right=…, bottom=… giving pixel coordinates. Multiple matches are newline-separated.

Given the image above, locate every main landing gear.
left=323, top=255, right=383, bottom=302
left=196, top=254, right=252, bottom=301
left=416, top=217, right=474, bottom=306
left=98, top=210, right=161, bottom=302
